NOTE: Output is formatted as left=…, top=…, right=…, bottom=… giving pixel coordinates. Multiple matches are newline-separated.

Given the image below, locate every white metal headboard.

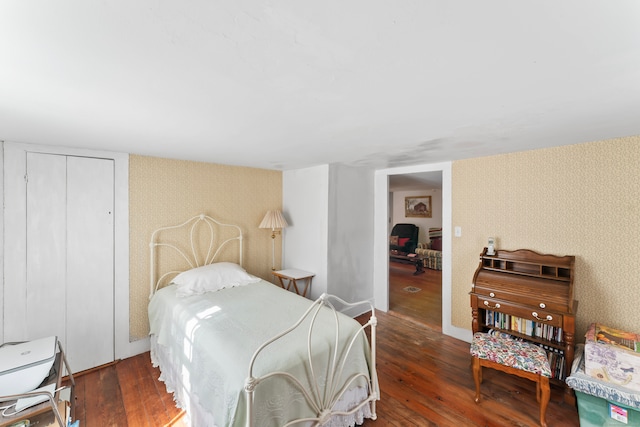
left=149, top=213, right=243, bottom=298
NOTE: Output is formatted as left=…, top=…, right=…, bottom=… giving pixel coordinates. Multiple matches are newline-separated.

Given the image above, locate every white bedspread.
left=149, top=280, right=374, bottom=427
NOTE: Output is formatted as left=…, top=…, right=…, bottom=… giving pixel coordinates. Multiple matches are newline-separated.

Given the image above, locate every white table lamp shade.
left=259, top=210, right=288, bottom=270
left=259, top=210, right=289, bottom=230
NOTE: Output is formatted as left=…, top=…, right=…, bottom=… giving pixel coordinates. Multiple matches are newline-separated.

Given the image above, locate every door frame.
left=374, top=161, right=470, bottom=342
left=1, top=142, right=144, bottom=360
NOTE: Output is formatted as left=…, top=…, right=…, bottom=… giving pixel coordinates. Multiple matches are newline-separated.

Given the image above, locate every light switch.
left=454, top=226, right=462, bottom=237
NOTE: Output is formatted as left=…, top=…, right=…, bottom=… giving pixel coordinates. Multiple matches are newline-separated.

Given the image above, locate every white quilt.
left=148, top=280, right=375, bottom=427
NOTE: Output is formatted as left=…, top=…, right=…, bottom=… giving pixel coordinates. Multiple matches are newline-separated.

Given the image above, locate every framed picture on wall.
left=405, top=195, right=432, bottom=218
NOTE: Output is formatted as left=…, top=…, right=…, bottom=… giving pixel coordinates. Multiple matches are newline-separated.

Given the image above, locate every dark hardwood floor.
left=66, top=266, right=579, bottom=426
left=388, top=260, right=442, bottom=331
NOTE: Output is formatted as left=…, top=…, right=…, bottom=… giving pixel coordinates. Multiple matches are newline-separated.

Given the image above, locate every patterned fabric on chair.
left=413, top=227, right=443, bottom=270
left=470, top=333, right=551, bottom=377
left=470, top=332, right=552, bottom=427
left=415, top=244, right=442, bottom=270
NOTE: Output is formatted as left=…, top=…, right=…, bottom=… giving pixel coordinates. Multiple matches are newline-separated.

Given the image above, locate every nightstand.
left=272, top=269, right=315, bottom=297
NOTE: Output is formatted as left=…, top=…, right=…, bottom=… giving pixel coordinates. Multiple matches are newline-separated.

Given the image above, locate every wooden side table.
left=273, top=269, right=315, bottom=297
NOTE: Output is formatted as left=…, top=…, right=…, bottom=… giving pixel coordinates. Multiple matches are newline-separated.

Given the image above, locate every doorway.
left=388, top=173, right=443, bottom=330
left=374, top=161, right=467, bottom=341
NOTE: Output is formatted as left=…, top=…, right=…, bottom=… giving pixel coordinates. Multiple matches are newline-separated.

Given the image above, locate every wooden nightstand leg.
left=272, top=270, right=315, bottom=297
left=291, top=279, right=301, bottom=295
left=300, top=278, right=310, bottom=297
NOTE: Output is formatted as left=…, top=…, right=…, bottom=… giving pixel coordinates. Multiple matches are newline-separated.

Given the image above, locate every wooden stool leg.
left=472, top=356, right=482, bottom=403
left=539, top=376, right=550, bottom=427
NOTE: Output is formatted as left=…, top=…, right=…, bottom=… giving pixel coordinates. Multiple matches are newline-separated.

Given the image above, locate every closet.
left=3, top=147, right=115, bottom=373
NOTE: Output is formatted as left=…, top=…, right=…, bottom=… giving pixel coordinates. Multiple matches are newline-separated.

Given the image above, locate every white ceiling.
left=2, top=1, right=639, bottom=171
left=389, top=172, right=442, bottom=192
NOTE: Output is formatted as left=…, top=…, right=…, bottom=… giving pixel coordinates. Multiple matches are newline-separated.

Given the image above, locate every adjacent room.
left=388, top=173, right=443, bottom=330
left=2, top=1, right=640, bottom=426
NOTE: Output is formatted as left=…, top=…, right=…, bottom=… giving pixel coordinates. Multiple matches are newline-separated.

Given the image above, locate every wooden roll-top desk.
left=470, top=248, right=577, bottom=403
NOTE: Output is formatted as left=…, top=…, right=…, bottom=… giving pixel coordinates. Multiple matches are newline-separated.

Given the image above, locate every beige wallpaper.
left=129, top=155, right=282, bottom=340
left=451, top=137, right=640, bottom=340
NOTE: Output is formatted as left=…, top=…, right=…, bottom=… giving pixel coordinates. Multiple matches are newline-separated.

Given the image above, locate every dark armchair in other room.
left=389, top=223, right=419, bottom=254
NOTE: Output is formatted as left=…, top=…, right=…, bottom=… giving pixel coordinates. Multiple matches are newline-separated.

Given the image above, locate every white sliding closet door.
left=21, top=152, right=115, bottom=372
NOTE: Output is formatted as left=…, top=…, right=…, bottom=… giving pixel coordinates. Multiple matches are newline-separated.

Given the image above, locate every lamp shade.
left=259, top=210, right=288, bottom=230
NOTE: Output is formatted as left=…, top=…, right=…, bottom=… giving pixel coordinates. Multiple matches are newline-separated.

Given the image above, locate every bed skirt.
left=150, top=336, right=373, bottom=427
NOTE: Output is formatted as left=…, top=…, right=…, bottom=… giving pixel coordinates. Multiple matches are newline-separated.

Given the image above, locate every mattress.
left=148, top=280, right=374, bottom=427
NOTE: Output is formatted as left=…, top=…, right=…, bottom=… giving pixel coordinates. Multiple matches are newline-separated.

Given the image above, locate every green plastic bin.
left=576, top=390, right=640, bottom=427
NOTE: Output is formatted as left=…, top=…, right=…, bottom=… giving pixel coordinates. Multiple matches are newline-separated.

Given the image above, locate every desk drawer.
left=478, top=297, right=564, bottom=329
left=474, top=271, right=571, bottom=313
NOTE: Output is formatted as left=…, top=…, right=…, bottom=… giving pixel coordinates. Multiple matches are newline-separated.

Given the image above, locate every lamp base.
left=270, top=233, right=276, bottom=271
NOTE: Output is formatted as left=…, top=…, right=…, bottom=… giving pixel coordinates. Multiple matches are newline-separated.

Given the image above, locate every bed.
left=148, top=214, right=379, bottom=427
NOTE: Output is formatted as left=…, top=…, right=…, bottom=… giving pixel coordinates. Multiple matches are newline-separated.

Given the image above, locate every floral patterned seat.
left=470, top=332, right=551, bottom=377
left=470, top=332, right=552, bottom=427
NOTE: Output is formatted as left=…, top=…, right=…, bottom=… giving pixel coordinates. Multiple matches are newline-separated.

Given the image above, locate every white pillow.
left=173, top=262, right=260, bottom=297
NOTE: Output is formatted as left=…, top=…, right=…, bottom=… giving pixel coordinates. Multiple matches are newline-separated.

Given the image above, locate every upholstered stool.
left=470, top=332, right=552, bottom=427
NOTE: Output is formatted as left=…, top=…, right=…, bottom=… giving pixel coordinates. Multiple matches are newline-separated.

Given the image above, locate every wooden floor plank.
left=98, top=366, right=128, bottom=427
left=76, top=365, right=127, bottom=427
left=68, top=371, right=86, bottom=424
left=142, top=353, right=186, bottom=424
left=131, top=354, right=172, bottom=426
left=116, top=355, right=155, bottom=426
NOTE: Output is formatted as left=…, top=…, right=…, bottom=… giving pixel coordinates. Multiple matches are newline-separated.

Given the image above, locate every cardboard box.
left=585, top=323, right=640, bottom=391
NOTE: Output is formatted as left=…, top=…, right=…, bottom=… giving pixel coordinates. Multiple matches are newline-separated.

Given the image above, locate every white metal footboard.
left=244, top=294, right=378, bottom=427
